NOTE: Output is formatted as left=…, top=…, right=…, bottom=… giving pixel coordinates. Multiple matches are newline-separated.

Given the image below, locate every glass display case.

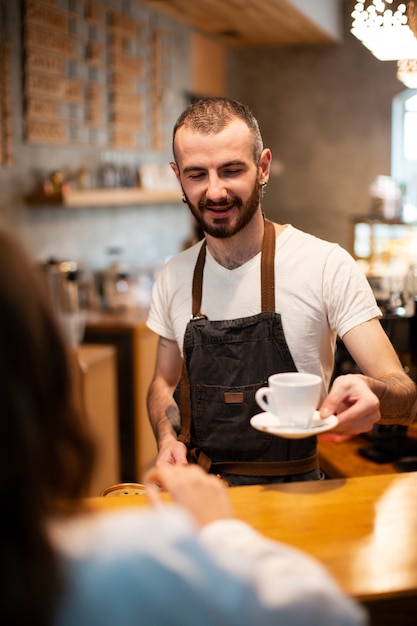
left=351, top=217, right=417, bottom=316
left=352, top=217, right=417, bottom=268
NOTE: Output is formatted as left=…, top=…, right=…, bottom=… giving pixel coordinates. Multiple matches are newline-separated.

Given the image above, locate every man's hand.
left=319, top=373, right=380, bottom=435
left=156, top=438, right=188, bottom=467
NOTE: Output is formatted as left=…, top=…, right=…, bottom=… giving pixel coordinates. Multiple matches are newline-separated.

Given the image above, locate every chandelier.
left=397, top=57, right=417, bottom=85
left=351, top=1, right=417, bottom=60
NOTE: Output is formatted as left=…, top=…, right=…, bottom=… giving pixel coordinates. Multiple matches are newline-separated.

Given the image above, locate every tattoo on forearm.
left=166, top=404, right=181, bottom=430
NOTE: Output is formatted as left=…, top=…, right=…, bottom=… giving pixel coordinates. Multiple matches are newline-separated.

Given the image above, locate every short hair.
left=172, top=97, right=264, bottom=164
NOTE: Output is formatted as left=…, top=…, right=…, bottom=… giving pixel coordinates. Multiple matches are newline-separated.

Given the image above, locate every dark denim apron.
left=177, top=219, right=319, bottom=485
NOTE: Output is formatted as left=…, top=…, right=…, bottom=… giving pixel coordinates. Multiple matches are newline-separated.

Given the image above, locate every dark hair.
left=0, top=227, right=95, bottom=626
left=172, top=97, right=264, bottom=163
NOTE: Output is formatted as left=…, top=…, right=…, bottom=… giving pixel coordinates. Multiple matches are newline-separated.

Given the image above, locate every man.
left=146, top=97, right=417, bottom=485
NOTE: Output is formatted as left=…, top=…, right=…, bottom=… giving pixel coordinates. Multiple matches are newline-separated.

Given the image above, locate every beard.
left=184, top=180, right=261, bottom=239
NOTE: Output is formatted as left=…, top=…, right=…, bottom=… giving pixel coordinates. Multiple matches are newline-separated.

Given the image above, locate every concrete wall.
left=228, top=0, right=406, bottom=251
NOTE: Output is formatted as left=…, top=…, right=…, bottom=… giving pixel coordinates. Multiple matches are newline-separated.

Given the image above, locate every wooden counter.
left=72, top=344, right=120, bottom=496
left=318, top=422, right=417, bottom=478
left=318, top=434, right=393, bottom=478
left=88, top=472, right=417, bottom=625
left=83, top=308, right=158, bottom=482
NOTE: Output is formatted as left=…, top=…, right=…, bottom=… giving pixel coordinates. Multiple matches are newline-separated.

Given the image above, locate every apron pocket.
left=192, top=383, right=272, bottom=461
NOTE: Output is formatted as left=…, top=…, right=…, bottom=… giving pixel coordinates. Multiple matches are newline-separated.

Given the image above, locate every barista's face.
left=171, top=119, right=270, bottom=239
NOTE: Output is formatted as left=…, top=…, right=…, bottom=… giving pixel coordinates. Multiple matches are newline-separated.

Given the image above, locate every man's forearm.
left=147, top=380, right=181, bottom=448
left=362, top=372, right=417, bottom=424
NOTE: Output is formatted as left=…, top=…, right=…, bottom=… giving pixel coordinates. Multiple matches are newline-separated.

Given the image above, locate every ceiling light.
left=397, top=57, right=417, bottom=85
left=351, top=1, right=417, bottom=60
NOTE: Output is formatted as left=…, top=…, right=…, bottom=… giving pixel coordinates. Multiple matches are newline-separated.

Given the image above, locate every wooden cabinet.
left=72, top=344, right=120, bottom=496
left=133, top=324, right=159, bottom=479
left=83, top=309, right=158, bottom=482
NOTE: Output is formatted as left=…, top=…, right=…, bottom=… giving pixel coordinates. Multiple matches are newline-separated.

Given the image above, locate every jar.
left=369, top=176, right=402, bottom=220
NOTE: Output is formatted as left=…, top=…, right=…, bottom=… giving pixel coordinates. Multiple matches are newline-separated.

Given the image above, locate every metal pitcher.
left=42, top=259, right=84, bottom=346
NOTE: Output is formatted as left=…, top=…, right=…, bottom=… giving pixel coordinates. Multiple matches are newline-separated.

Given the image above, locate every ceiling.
left=141, top=0, right=342, bottom=47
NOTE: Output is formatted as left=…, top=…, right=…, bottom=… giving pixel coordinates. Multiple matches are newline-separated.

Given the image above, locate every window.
left=391, top=88, right=417, bottom=221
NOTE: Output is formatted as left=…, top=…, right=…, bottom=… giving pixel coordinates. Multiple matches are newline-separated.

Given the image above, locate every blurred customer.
left=0, top=226, right=365, bottom=626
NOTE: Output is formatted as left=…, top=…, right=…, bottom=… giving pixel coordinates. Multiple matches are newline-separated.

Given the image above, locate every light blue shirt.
left=52, top=506, right=366, bottom=626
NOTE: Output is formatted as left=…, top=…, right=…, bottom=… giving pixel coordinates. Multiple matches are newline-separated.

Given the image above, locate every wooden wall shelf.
left=25, top=187, right=181, bottom=208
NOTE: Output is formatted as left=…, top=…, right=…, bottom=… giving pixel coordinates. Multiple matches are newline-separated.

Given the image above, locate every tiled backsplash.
left=18, top=203, right=193, bottom=271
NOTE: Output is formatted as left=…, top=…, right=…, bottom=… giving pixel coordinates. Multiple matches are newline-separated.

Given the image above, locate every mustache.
left=198, top=195, right=242, bottom=210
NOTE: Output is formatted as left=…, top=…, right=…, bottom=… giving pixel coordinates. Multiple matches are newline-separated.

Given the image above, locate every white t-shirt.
left=51, top=506, right=366, bottom=626
left=147, top=225, right=381, bottom=393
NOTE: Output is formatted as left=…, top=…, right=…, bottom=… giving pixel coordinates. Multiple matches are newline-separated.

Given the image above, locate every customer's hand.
left=145, top=464, right=234, bottom=527
left=319, top=373, right=380, bottom=434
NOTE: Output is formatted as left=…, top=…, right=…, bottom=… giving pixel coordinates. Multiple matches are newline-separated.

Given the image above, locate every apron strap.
left=178, top=357, right=192, bottom=445
left=261, top=218, right=276, bottom=312
left=177, top=238, right=208, bottom=444
left=186, top=448, right=318, bottom=477
left=191, top=240, right=207, bottom=319
left=210, top=454, right=319, bottom=477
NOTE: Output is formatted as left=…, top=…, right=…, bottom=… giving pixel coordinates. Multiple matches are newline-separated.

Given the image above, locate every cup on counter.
left=100, top=483, right=146, bottom=497
left=255, top=372, right=322, bottom=429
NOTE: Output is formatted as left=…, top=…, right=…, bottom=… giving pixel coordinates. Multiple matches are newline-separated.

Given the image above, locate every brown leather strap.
left=178, top=358, right=192, bottom=445
left=178, top=239, right=207, bottom=445
left=189, top=447, right=318, bottom=477
left=211, top=454, right=318, bottom=477
left=261, top=218, right=276, bottom=312
left=191, top=217, right=276, bottom=315
left=187, top=447, right=213, bottom=472
left=191, top=240, right=207, bottom=318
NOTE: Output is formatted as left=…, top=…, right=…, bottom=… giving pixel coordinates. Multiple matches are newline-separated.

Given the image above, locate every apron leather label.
left=224, top=391, right=244, bottom=404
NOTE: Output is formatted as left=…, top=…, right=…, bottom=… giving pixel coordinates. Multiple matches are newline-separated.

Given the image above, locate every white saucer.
left=250, top=410, right=338, bottom=439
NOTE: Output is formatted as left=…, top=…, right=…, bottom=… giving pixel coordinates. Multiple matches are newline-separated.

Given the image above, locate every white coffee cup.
left=255, top=372, right=322, bottom=429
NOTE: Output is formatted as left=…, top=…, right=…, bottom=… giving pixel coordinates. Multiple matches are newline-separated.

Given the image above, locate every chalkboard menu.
left=23, top=0, right=173, bottom=152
